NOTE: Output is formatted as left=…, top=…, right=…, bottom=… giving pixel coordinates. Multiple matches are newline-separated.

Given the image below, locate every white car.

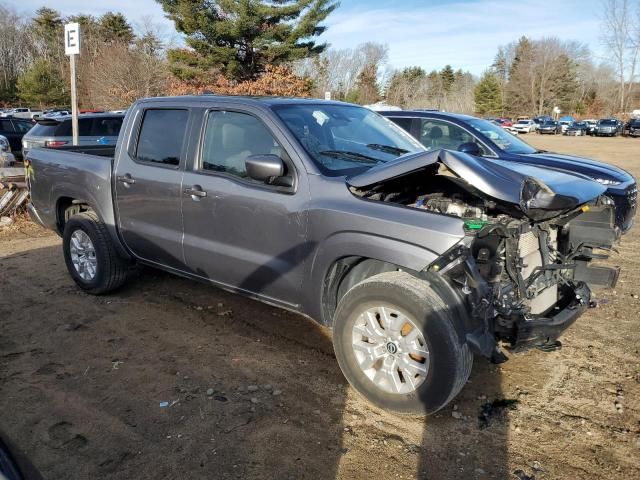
left=513, top=119, right=536, bottom=133
left=1, top=108, right=43, bottom=120
left=558, top=120, right=572, bottom=133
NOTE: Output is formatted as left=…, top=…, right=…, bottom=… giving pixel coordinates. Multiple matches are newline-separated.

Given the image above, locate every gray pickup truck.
left=26, top=96, right=626, bottom=415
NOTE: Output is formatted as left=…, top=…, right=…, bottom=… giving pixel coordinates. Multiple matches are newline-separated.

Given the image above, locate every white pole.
left=70, top=53, right=79, bottom=146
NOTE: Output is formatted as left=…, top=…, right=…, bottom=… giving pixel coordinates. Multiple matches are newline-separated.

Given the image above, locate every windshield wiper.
left=366, top=143, right=409, bottom=155
left=533, top=149, right=548, bottom=154
left=319, top=150, right=385, bottom=164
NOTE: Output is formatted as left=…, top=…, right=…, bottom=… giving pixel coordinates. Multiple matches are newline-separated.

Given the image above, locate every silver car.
left=22, top=113, right=123, bottom=157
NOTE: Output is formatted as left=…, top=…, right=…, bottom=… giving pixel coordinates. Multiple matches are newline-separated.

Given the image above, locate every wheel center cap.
left=386, top=342, right=398, bottom=354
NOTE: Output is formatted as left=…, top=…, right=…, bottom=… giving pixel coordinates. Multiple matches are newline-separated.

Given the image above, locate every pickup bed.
left=26, top=96, right=629, bottom=415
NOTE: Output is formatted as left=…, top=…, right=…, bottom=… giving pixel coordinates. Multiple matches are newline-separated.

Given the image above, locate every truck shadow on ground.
left=0, top=245, right=510, bottom=479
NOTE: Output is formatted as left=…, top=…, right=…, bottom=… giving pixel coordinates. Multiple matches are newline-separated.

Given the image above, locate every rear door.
left=181, top=105, right=310, bottom=306
left=114, top=106, right=192, bottom=270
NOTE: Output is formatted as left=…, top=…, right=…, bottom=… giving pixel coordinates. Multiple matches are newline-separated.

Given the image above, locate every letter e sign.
left=65, top=23, right=81, bottom=55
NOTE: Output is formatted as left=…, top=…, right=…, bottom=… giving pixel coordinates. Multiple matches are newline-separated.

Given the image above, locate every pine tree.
left=507, top=36, right=536, bottom=114
left=99, top=12, right=134, bottom=44
left=157, top=0, right=338, bottom=81
left=17, top=59, right=69, bottom=108
left=31, top=7, right=64, bottom=62
left=440, top=65, right=455, bottom=92
left=474, top=72, right=504, bottom=115
left=353, top=63, right=380, bottom=105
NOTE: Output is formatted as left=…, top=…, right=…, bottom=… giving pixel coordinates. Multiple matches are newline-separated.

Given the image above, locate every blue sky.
left=9, top=0, right=605, bottom=75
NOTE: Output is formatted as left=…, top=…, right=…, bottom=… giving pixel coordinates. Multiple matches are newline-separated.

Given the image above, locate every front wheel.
left=332, top=271, right=473, bottom=416
left=62, top=211, right=133, bottom=294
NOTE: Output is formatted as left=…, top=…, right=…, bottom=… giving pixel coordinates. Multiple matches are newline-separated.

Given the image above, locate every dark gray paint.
left=26, top=95, right=605, bottom=326
left=348, top=149, right=606, bottom=212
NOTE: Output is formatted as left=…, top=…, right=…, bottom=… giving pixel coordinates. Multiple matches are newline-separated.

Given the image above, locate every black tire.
left=62, top=211, right=132, bottom=294
left=332, top=271, right=473, bottom=416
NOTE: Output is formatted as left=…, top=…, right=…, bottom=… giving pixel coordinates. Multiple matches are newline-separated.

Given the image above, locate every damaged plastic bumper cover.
left=512, top=282, right=592, bottom=351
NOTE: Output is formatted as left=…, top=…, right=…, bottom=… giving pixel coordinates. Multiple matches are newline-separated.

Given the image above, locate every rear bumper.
left=512, top=283, right=591, bottom=351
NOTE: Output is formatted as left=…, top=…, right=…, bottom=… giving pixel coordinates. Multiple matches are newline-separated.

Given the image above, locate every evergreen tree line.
left=473, top=36, right=632, bottom=118
left=0, top=5, right=167, bottom=109
left=0, top=0, right=636, bottom=116
left=0, top=0, right=336, bottom=108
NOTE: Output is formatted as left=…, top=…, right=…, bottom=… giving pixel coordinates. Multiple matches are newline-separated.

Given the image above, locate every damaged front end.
left=348, top=150, right=624, bottom=360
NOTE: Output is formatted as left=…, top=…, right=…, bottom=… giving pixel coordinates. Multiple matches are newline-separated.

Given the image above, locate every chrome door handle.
left=116, top=174, right=136, bottom=186
left=183, top=186, right=207, bottom=198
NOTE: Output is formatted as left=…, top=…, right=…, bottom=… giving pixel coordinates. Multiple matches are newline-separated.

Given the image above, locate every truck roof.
left=136, top=95, right=354, bottom=108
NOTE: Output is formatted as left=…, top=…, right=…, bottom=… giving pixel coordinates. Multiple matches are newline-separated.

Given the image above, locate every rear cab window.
left=134, top=109, right=189, bottom=166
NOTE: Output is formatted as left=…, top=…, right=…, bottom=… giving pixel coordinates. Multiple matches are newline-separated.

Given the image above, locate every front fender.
left=305, top=231, right=448, bottom=325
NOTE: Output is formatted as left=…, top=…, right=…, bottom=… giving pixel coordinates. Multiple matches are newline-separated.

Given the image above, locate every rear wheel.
left=62, top=211, right=132, bottom=294
left=332, top=271, right=473, bottom=415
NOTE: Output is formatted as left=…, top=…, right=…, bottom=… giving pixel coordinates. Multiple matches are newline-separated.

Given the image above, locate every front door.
left=181, top=107, right=310, bottom=307
left=114, top=107, right=191, bottom=270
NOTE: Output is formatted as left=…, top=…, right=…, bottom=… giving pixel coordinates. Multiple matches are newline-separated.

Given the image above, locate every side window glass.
left=201, top=111, right=286, bottom=180
left=0, top=120, right=15, bottom=132
left=389, top=117, right=412, bottom=133
left=91, top=117, right=123, bottom=137
left=13, top=121, right=33, bottom=133
left=135, top=109, right=188, bottom=166
left=55, top=121, right=72, bottom=136
left=419, top=120, right=488, bottom=155
left=78, top=118, right=92, bottom=136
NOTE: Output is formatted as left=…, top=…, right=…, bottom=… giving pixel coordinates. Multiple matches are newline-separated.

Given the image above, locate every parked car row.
left=489, top=114, right=638, bottom=138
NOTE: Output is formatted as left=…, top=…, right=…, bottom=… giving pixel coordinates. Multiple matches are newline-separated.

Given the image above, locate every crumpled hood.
left=520, top=152, right=633, bottom=185
left=347, top=149, right=607, bottom=220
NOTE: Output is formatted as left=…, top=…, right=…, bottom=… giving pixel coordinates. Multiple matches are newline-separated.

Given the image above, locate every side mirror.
left=245, top=154, right=285, bottom=182
left=458, top=142, right=482, bottom=156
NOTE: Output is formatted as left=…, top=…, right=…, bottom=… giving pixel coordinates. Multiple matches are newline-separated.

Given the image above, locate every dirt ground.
left=1, top=135, right=639, bottom=480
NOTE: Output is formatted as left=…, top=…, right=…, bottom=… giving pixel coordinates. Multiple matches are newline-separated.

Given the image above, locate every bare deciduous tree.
left=293, top=42, right=388, bottom=99
left=601, top=0, right=640, bottom=115
left=86, top=38, right=168, bottom=110
left=0, top=4, right=34, bottom=103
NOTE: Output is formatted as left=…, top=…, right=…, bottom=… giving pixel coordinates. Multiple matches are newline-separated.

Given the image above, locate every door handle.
left=116, top=174, right=136, bottom=185
left=183, top=186, right=207, bottom=199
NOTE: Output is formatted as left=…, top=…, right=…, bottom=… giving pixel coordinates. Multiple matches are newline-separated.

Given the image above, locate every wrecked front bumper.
left=511, top=283, right=591, bottom=352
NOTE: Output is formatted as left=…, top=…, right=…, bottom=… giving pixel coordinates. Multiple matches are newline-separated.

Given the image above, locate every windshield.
left=599, top=119, right=617, bottom=125
left=272, top=104, right=423, bottom=175
left=466, top=118, right=537, bottom=154
left=543, top=121, right=557, bottom=126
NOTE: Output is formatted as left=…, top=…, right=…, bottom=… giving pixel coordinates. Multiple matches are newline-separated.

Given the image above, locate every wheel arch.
left=309, top=232, right=442, bottom=326
left=54, top=192, right=132, bottom=261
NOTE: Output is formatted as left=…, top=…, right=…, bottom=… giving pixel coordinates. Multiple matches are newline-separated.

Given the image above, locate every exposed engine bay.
left=350, top=161, right=621, bottom=358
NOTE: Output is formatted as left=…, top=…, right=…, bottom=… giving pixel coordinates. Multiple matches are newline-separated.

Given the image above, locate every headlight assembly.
left=594, top=178, right=621, bottom=186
